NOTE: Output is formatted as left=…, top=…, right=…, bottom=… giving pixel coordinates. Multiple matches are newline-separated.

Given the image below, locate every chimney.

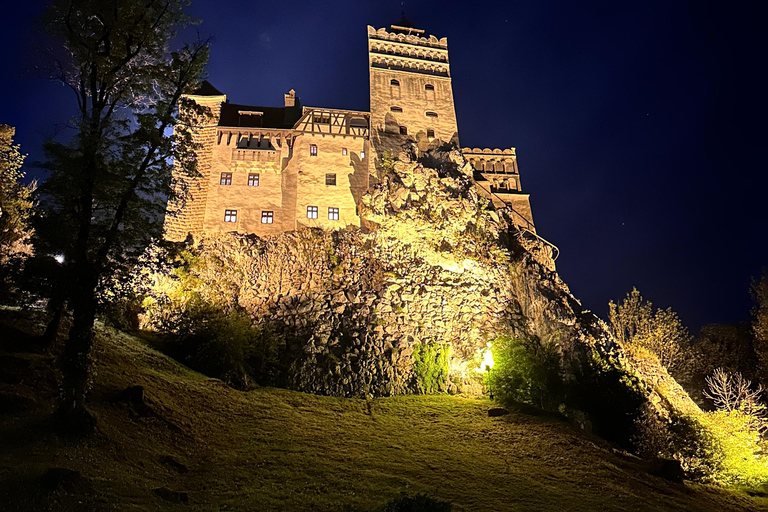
left=284, top=89, right=297, bottom=107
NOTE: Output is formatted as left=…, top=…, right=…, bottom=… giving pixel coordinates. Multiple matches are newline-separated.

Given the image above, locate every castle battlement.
left=164, top=20, right=536, bottom=241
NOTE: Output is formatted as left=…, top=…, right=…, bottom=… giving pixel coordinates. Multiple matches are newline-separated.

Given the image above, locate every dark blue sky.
left=1, top=0, right=766, bottom=331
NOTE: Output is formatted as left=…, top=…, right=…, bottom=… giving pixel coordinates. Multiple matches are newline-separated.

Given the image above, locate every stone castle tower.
left=164, top=19, right=536, bottom=241
left=367, top=20, right=458, bottom=147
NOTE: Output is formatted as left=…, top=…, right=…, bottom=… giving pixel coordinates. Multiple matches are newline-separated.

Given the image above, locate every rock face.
left=147, top=145, right=698, bottom=438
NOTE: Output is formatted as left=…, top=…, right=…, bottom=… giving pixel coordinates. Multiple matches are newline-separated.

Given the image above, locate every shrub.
left=373, top=493, right=452, bottom=512
left=565, top=346, right=646, bottom=450
left=166, top=303, right=285, bottom=389
left=637, top=407, right=768, bottom=486
left=487, top=335, right=561, bottom=410
left=412, top=342, right=449, bottom=394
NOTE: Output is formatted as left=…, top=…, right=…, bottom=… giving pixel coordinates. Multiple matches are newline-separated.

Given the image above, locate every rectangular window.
left=328, top=207, right=339, bottom=221
left=342, top=148, right=348, bottom=156
left=326, top=173, right=337, bottom=186
left=247, top=173, right=260, bottom=187
left=224, top=209, right=237, bottom=223
left=399, top=126, right=408, bottom=135
left=310, top=144, right=318, bottom=156
left=220, top=172, right=232, bottom=185
left=261, top=211, right=274, bottom=224
left=427, top=129, right=435, bottom=138
left=360, top=151, right=365, bottom=159
left=307, top=206, right=318, bottom=219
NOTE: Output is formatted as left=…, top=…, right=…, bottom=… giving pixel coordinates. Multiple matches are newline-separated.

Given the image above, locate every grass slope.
left=1, top=320, right=766, bottom=511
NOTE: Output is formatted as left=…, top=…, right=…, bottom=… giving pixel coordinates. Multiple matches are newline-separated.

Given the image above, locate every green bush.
left=412, top=342, right=449, bottom=394
left=166, top=303, right=285, bottom=390
left=369, top=493, right=452, bottom=512
left=487, top=335, right=561, bottom=409
left=638, top=407, right=768, bottom=486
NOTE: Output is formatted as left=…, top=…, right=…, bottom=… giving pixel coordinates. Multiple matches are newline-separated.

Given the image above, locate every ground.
left=0, top=311, right=766, bottom=511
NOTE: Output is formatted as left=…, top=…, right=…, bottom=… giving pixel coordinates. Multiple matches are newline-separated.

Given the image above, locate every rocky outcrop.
left=145, top=144, right=699, bottom=440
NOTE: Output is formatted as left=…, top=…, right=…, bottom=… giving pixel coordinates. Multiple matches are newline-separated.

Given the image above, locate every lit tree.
left=37, top=0, right=209, bottom=432
left=0, top=124, right=33, bottom=264
left=608, top=288, right=693, bottom=375
left=751, top=271, right=768, bottom=387
left=704, top=368, right=767, bottom=433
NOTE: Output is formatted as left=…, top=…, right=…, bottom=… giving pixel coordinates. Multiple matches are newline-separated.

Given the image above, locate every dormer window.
left=390, top=106, right=403, bottom=112
left=390, top=79, right=400, bottom=86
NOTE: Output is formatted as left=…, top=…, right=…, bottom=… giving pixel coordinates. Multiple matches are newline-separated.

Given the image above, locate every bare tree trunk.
left=39, top=295, right=65, bottom=349
left=55, top=271, right=98, bottom=435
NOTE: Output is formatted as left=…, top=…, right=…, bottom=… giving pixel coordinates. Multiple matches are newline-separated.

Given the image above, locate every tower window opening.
left=261, top=211, right=274, bottom=224
left=390, top=106, right=403, bottom=112
left=427, top=129, right=435, bottom=139
left=426, top=111, right=438, bottom=118
left=248, top=173, right=260, bottom=187
left=342, top=148, right=348, bottom=156
left=425, top=84, right=435, bottom=91
left=310, top=144, right=318, bottom=156
left=328, top=207, right=340, bottom=220
left=307, top=206, right=318, bottom=219
left=220, top=172, right=232, bottom=185
left=390, top=79, right=400, bottom=86
left=399, top=126, right=408, bottom=135
left=224, top=210, right=237, bottom=223
left=326, top=173, right=337, bottom=186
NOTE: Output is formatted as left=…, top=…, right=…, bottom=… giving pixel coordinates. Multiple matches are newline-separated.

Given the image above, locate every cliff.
left=144, top=144, right=700, bottom=443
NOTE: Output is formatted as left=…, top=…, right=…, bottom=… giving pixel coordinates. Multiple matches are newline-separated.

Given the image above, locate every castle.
left=164, top=19, right=536, bottom=241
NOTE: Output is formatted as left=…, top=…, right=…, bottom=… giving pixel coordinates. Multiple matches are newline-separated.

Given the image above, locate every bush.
left=487, top=335, right=561, bottom=409
left=166, top=303, right=285, bottom=390
left=636, top=407, right=768, bottom=486
left=565, top=346, right=646, bottom=450
left=373, top=493, right=452, bottom=512
left=412, top=342, right=449, bottom=394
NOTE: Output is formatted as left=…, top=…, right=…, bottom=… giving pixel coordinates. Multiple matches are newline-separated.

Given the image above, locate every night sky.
left=1, top=0, right=766, bottom=331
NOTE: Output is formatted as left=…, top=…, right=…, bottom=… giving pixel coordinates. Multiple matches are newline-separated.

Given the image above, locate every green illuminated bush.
left=487, top=335, right=561, bottom=409
left=636, top=407, right=768, bottom=486
left=412, top=342, right=449, bottom=394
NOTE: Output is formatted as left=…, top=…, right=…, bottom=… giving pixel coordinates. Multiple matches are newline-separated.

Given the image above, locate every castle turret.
left=367, top=22, right=459, bottom=149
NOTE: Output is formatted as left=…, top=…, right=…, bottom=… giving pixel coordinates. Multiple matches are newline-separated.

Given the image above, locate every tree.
left=704, top=368, right=767, bottom=433
left=608, top=288, right=694, bottom=375
left=0, top=124, right=33, bottom=264
left=37, top=0, right=209, bottom=431
left=751, top=271, right=768, bottom=387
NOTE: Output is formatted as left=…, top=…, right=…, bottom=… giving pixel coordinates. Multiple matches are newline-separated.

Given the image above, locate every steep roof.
left=218, top=102, right=303, bottom=129
left=191, top=80, right=224, bottom=96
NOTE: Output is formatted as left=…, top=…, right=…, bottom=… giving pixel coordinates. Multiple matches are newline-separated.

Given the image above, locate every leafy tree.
left=608, top=288, right=693, bottom=376
left=37, top=0, right=209, bottom=431
left=0, top=124, right=33, bottom=264
left=751, top=271, right=768, bottom=386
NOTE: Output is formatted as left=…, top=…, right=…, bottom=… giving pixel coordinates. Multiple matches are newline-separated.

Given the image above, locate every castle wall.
left=200, top=129, right=296, bottom=236
left=164, top=93, right=225, bottom=241
left=463, top=147, right=536, bottom=232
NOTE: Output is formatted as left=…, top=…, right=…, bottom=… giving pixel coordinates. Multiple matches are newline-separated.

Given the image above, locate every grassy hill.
left=1, top=315, right=766, bottom=511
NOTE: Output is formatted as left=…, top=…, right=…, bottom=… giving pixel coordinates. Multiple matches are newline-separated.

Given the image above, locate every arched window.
left=425, top=84, right=435, bottom=91
left=390, top=79, right=400, bottom=86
